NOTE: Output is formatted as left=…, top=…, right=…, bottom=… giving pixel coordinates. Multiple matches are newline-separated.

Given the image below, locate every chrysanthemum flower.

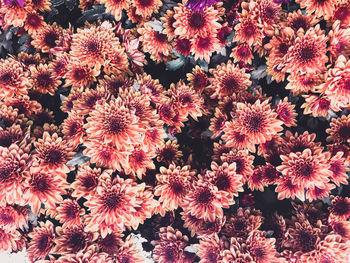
left=277, top=149, right=332, bottom=191
left=61, top=111, right=84, bottom=148
left=0, top=58, right=30, bottom=99
left=157, top=139, right=183, bottom=165
left=182, top=178, right=232, bottom=222
left=186, top=65, right=208, bottom=93
left=275, top=97, right=297, bottom=127
left=61, top=88, right=82, bottom=113
left=246, top=231, right=281, bottom=263
left=173, top=4, right=221, bottom=38
left=136, top=73, right=167, bottom=104
left=222, top=124, right=251, bottom=151
left=97, top=232, right=123, bottom=255
left=301, top=95, right=332, bottom=118
left=286, top=71, right=324, bottom=96
left=257, top=134, right=282, bottom=157
left=70, top=22, right=118, bottom=68
left=27, top=221, right=55, bottom=262
left=173, top=38, right=192, bottom=57
left=0, top=124, right=24, bottom=148
left=328, top=143, right=350, bottom=163
left=138, top=24, right=171, bottom=63
left=230, top=43, right=254, bottom=64
left=190, top=34, right=221, bottom=63
left=143, top=121, right=166, bottom=152
left=0, top=228, right=21, bottom=252
left=285, top=26, right=328, bottom=74
left=209, top=60, right=251, bottom=99
left=234, top=17, right=263, bottom=46
left=99, top=0, right=130, bottom=20
left=73, top=86, right=109, bottom=115
left=247, top=166, right=269, bottom=191
left=83, top=140, right=129, bottom=171
left=329, top=1, right=350, bottom=27
left=79, top=0, right=96, bottom=11
left=29, top=0, right=52, bottom=11
left=326, top=114, right=350, bottom=143
left=285, top=10, right=319, bottom=32
left=85, top=97, right=143, bottom=147
left=64, top=58, right=100, bottom=89
left=84, top=175, right=141, bottom=236
left=195, top=234, right=224, bottom=263
left=116, top=235, right=146, bottom=262
left=252, top=0, right=281, bottom=36
left=220, top=149, right=254, bottom=182
left=100, top=74, right=131, bottom=97
left=133, top=0, right=162, bottom=18
left=155, top=164, right=195, bottom=211
left=328, top=152, right=349, bottom=187
left=0, top=205, right=28, bottom=233
left=55, top=199, right=85, bottom=228
left=104, top=46, right=130, bottom=75
left=327, top=21, right=350, bottom=62
left=125, top=144, right=156, bottom=178
left=56, top=245, right=113, bottom=263
left=306, top=183, right=336, bottom=201
left=209, top=109, right=227, bottom=138
left=275, top=176, right=306, bottom=201
left=22, top=167, right=69, bottom=214
left=54, top=224, right=97, bottom=254
left=34, top=132, right=74, bottom=173
left=161, top=10, right=176, bottom=40
left=31, top=23, right=62, bottom=53
left=296, top=0, right=337, bottom=17
left=205, top=162, right=243, bottom=198
left=222, top=208, right=263, bottom=238
left=281, top=131, right=323, bottom=155
left=329, top=219, right=350, bottom=241
left=322, top=56, right=350, bottom=110
left=24, top=12, right=46, bottom=34
left=29, top=64, right=61, bottom=95
left=329, top=196, right=350, bottom=220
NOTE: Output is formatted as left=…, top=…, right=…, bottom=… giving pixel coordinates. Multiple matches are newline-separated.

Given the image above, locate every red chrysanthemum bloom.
left=27, top=221, right=55, bottom=262
left=54, top=224, right=97, bottom=254
left=234, top=17, right=263, bottom=46
left=209, top=60, right=251, bottom=99
left=22, top=167, right=69, bottom=214
left=84, top=175, right=141, bottom=236
left=70, top=21, right=118, bottom=68
left=322, top=56, right=350, bottom=111
left=133, top=0, right=162, bottom=18
left=224, top=100, right=283, bottom=152
left=55, top=199, right=85, bottom=228
left=182, top=178, right=232, bottom=222
left=296, top=0, right=337, bottom=17
left=275, top=97, right=297, bottom=127
left=31, top=23, right=62, bottom=53
left=34, top=132, right=74, bottom=173
left=143, top=121, right=167, bottom=152
left=329, top=196, right=350, bottom=220
left=329, top=1, right=350, bottom=27
left=104, top=46, right=130, bottom=75
left=285, top=26, right=328, bottom=74
left=326, top=114, right=350, bottom=144
left=190, top=34, right=222, bottom=63
left=173, top=4, right=221, bottom=38
left=99, top=0, right=130, bottom=20
left=155, top=164, right=195, bottom=211
left=205, top=161, right=243, bottom=198
left=64, top=58, right=100, bottom=89
left=277, top=149, right=332, bottom=191
left=0, top=57, right=30, bottom=99
left=157, top=139, right=183, bottom=165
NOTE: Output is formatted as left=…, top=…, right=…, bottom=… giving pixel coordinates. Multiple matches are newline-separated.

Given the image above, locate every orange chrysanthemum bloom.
left=322, top=56, right=350, bottom=111
left=104, top=46, right=130, bottom=75
left=157, top=139, right=183, bottom=165
left=329, top=196, right=350, bottom=220
left=49, top=53, right=69, bottom=79
left=277, top=149, right=332, bottom=192
left=327, top=21, right=350, bottom=62
left=329, top=152, right=349, bottom=186
left=136, top=73, right=167, bottom=104
left=85, top=97, right=143, bottom=147
left=84, top=175, right=141, bottom=236
left=126, top=144, right=156, bottom=178
left=234, top=17, right=263, bottom=46
left=186, top=65, right=208, bottom=93
left=127, top=6, right=144, bottom=23
left=195, top=234, right=224, bottom=262
left=253, top=0, right=281, bottom=36
left=27, top=221, right=55, bottom=262
left=133, top=0, right=162, bottom=18
left=301, top=95, right=332, bottom=118
left=54, top=224, right=97, bottom=254
left=70, top=22, right=118, bottom=68
left=155, top=164, right=195, bottom=211
left=285, top=26, right=328, bottom=74
left=73, top=86, right=109, bottom=115
left=55, top=199, right=85, bottom=228
left=285, top=10, right=319, bottom=33
left=173, top=4, right=221, bottom=39
left=190, top=34, right=222, bottom=63
left=182, top=178, right=232, bottom=222
left=275, top=97, right=297, bottom=127
left=209, top=60, right=251, bottom=99
left=296, top=0, right=337, bottom=17
left=230, top=44, right=254, bottom=64
left=61, top=111, right=85, bottom=148
left=286, top=71, right=324, bottom=96
left=56, top=245, right=113, bottom=263
left=29, top=64, right=61, bottom=95
left=24, top=12, right=46, bottom=34
left=34, top=132, right=74, bottom=173
left=64, top=58, right=100, bottom=89
left=31, top=23, right=62, bottom=53
left=161, top=10, right=176, bottom=40
left=138, top=24, right=171, bottom=63
left=22, top=167, right=69, bottom=214
left=0, top=58, right=30, bottom=99
left=205, top=162, right=243, bottom=198
left=281, top=131, right=323, bottom=155
left=224, top=100, right=283, bottom=152
left=0, top=205, right=28, bottom=233
left=99, top=0, right=130, bottom=20
left=326, top=114, right=350, bottom=144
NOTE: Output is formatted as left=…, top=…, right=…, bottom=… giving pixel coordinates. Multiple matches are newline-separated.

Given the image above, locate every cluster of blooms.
left=0, top=0, right=349, bottom=261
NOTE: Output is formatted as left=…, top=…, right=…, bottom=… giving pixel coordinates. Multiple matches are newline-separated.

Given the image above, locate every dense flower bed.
left=0, top=0, right=350, bottom=261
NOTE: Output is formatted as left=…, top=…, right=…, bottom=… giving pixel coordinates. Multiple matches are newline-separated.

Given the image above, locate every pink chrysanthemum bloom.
left=99, top=0, right=130, bottom=20
left=327, top=21, right=350, bottom=62
left=55, top=199, right=85, bottom=228
left=125, top=144, right=156, bottom=178
left=328, top=151, right=349, bottom=186
left=247, top=166, right=269, bottom=191
left=230, top=43, right=254, bottom=64
left=195, top=234, right=225, bottom=263
left=173, top=4, right=221, bottom=39
left=61, top=111, right=85, bottom=148
left=281, top=130, right=323, bottom=155
left=186, top=65, right=209, bottom=93
left=205, top=162, right=243, bottom=199
left=31, top=23, right=62, bottom=53
left=0, top=57, right=29, bottom=99
left=286, top=71, right=324, bottom=96
left=326, top=114, right=350, bottom=144
left=56, top=245, right=114, bottom=263
left=209, top=60, right=251, bottom=99
left=321, top=56, right=350, bottom=111
left=275, top=97, right=297, bottom=127
left=275, top=176, right=306, bottom=201
left=133, top=0, right=162, bottom=18
left=223, top=100, right=283, bottom=152
left=301, top=95, right=332, bottom=118
left=296, top=0, right=337, bottom=17
left=285, top=26, right=328, bottom=74
left=0, top=228, right=21, bottom=252
left=305, top=183, right=336, bottom=201
left=190, top=34, right=222, bottom=63
left=209, top=109, right=227, bottom=138
left=136, top=73, right=167, bottom=104
left=182, top=177, right=232, bottom=222
left=27, top=221, right=55, bottom=262
left=64, top=58, right=100, bottom=89
left=0, top=205, right=28, bottom=233
left=116, top=235, right=146, bottom=262
left=84, top=174, right=142, bottom=236
left=155, top=164, right=195, bottom=211
left=329, top=196, right=350, bottom=220
left=277, top=149, right=332, bottom=194
left=29, top=64, right=61, bottom=96
left=73, top=86, right=110, bottom=115
left=234, top=16, right=264, bottom=46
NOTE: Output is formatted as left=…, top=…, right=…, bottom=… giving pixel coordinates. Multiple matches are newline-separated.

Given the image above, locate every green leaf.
left=166, top=56, right=186, bottom=71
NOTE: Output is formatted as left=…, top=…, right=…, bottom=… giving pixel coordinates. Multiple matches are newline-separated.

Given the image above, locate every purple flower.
left=185, top=0, right=219, bottom=11
left=3, top=0, right=25, bottom=7
left=273, top=0, right=291, bottom=4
